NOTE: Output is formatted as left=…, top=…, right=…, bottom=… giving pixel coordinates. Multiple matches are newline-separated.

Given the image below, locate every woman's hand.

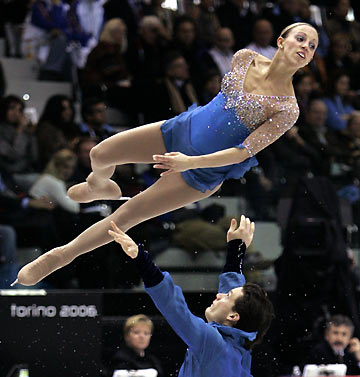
left=227, top=215, right=255, bottom=247
left=153, top=152, right=195, bottom=177
left=108, top=221, right=139, bottom=258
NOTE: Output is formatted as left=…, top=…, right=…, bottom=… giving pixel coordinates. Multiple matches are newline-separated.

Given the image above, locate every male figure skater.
left=108, top=215, right=274, bottom=377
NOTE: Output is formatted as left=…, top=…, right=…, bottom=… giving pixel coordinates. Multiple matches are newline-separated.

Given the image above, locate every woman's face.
left=125, top=323, right=152, bottom=354
left=280, top=25, right=318, bottom=68
left=61, top=100, right=73, bottom=123
left=58, top=160, right=76, bottom=181
left=335, top=75, right=350, bottom=97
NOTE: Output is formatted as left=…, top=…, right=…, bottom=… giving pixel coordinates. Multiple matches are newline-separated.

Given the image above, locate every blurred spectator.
left=0, top=225, right=18, bottom=288
left=36, top=94, right=79, bottom=169
left=0, top=170, right=57, bottom=252
left=293, top=70, right=316, bottom=124
left=325, top=33, right=352, bottom=77
left=269, top=125, right=323, bottom=192
left=81, top=18, right=134, bottom=115
left=2, top=0, right=31, bottom=57
left=26, top=0, right=73, bottom=81
left=170, top=16, right=204, bottom=77
left=143, top=51, right=198, bottom=122
left=71, top=137, right=98, bottom=184
left=303, top=315, right=360, bottom=375
left=103, top=0, right=139, bottom=43
left=67, top=0, right=105, bottom=68
left=216, top=0, right=255, bottom=50
left=30, top=149, right=79, bottom=214
left=188, top=0, right=220, bottom=46
left=108, top=314, right=164, bottom=377
left=79, top=97, right=116, bottom=140
left=133, top=15, right=170, bottom=88
left=297, top=98, right=333, bottom=175
left=198, top=69, right=221, bottom=105
left=324, top=71, right=355, bottom=131
left=261, top=0, right=301, bottom=41
left=324, top=0, right=360, bottom=53
left=142, top=0, right=176, bottom=40
left=199, top=27, right=234, bottom=77
left=0, top=95, right=39, bottom=191
left=245, top=18, right=277, bottom=59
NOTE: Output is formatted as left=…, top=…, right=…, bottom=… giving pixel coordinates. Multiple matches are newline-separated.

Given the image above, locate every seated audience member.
left=188, top=0, right=220, bottom=46
left=81, top=18, right=134, bottom=115
left=30, top=149, right=79, bottom=214
left=0, top=224, right=19, bottom=288
left=303, top=315, right=360, bottom=376
left=245, top=19, right=277, bottom=60
left=36, top=94, right=79, bottom=169
left=324, top=71, right=355, bottom=131
left=79, top=97, right=116, bottom=140
left=216, top=0, right=255, bottom=50
left=0, top=95, right=39, bottom=191
left=170, top=16, right=204, bottom=77
left=0, top=170, right=57, bottom=253
left=133, top=15, right=170, bottom=88
left=199, top=69, right=221, bottom=105
left=71, top=137, right=98, bottom=184
left=199, top=27, right=234, bottom=78
left=143, top=51, right=198, bottom=122
left=293, top=70, right=316, bottom=124
left=297, top=98, right=333, bottom=175
left=25, top=0, right=73, bottom=81
left=108, top=216, right=275, bottom=377
left=142, top=0, right=176, bottom=40
left=66, top=0, right=105, bottom=68
left=109, top=314, right=164, bottom=377
left=324, top=0, right=360, bottom=53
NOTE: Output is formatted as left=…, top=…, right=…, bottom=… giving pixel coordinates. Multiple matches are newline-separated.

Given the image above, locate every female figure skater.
left=14, top=22, right=318, bottom=286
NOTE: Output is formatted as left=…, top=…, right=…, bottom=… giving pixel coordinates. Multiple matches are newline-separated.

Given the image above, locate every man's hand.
left=108, top=221, right=139, bottom=258
left=349, top=337, right=360, bottom=361
left=153, top=152, right=194, bottom=177
left=227, top=215, right=255, bottom=247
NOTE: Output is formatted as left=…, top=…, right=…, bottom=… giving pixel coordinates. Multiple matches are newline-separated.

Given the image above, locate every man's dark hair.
left=39, top=94, right=74, bottom=126
left=326, top=314, right=354, bottom=335
left=81, top=97, right=106, bottom=122
left=233, top=283, right=275, bottom=350
left=0, top=95, right=24, bottom=122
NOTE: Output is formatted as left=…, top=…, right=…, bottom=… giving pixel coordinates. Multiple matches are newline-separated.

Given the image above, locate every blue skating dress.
left=161, top=49, right=300, bottom=193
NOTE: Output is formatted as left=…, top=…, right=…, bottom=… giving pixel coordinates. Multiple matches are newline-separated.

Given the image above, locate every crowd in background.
left=1, top=1, right=360, bottom=376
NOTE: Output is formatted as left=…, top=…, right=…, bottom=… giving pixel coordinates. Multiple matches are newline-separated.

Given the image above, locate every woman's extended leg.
left=17, top=173, right=221, bottom=285
left=67, top=121, right=167, bottom=203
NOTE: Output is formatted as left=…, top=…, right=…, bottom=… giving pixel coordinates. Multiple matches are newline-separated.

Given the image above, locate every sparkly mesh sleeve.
left=240, top=105, right=299, bottom=157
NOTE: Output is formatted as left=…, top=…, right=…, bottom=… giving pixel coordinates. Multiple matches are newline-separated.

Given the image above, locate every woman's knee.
left=89, top=143, right=111, bottom=168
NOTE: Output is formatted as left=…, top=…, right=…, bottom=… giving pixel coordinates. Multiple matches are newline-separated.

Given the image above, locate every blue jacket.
left=324, top=95, right=354, bottom=131
left=146, top=271, right=254, bottom=377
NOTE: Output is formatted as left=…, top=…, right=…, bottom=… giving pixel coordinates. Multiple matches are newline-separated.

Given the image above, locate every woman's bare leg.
left=17, top=173, right=221, bottom=285
left=67, top=121, right=167, bottom=203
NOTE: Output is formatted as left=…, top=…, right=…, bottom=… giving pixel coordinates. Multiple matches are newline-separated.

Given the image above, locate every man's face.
left=205, top=287, right=244, bottom=324
left=325, top=324, right=352, bottom=353
left=88, top=103, right=107, bottom=127
left=78, top=140, right=97, bottom=168
left=6, top=102, right=24, bottom=125
left=254, top=20, right=274, bottom=47
left=306, top=100, right=327, bottom=128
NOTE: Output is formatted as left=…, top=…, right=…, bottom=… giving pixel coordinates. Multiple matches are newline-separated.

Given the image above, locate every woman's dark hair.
left=0, top=95, right=24, bottom=122
left=39, top=94, right=74, bottom=126
left=233, top=283, right=275, bottom=350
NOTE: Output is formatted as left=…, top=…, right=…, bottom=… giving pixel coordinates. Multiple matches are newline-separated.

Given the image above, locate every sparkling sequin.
left=221, top=49, right=299, bottom=156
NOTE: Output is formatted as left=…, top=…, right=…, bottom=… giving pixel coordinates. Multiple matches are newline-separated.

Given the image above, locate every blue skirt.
left=160, top=104, right=258, bottom=193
